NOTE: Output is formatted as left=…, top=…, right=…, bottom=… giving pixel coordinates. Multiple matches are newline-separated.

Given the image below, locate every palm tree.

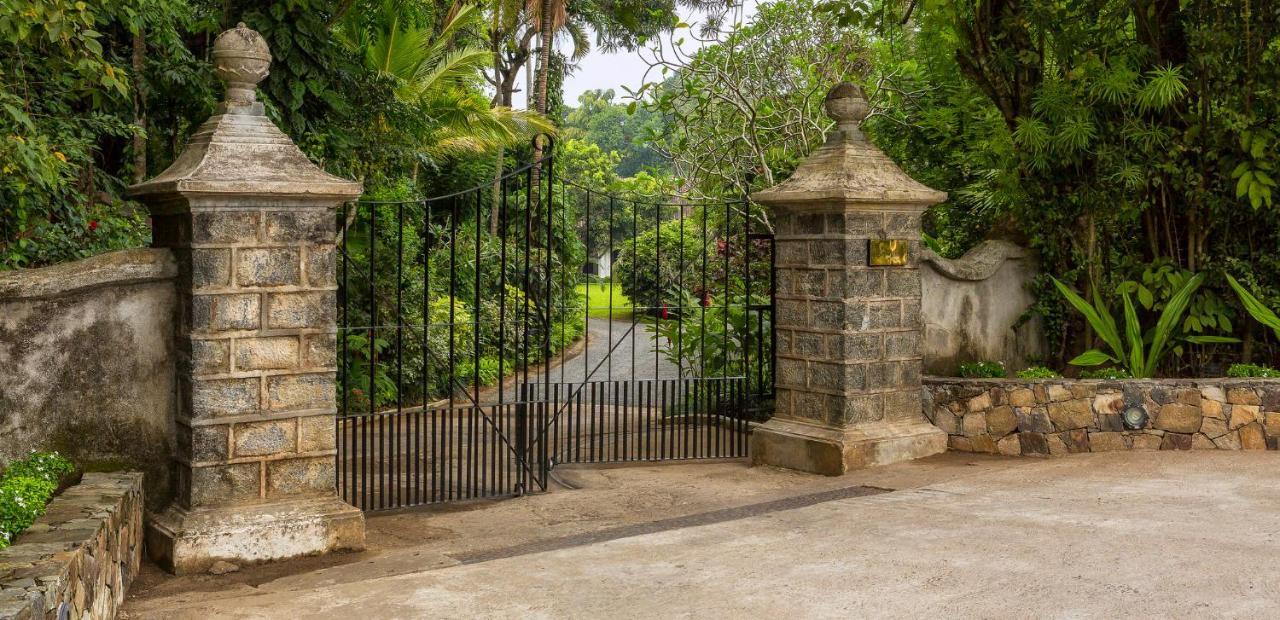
left=338, top=1, right=554, bottom=164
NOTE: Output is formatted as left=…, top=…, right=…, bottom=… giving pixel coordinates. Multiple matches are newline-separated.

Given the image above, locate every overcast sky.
left=513, top=0, right=761, bottom=109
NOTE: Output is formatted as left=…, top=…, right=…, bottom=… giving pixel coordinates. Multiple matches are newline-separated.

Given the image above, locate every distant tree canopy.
left=561, top=89, right=668, bottom=177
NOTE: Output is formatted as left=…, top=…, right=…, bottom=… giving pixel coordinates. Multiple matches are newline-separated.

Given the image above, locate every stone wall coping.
left=920, top=240, right=1031, bottom=282
left=0, top=248, right=176, bottom=301
left=0, top=472, right=144, bottom=620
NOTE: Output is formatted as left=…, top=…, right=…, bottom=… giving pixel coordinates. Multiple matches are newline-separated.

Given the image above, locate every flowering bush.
left=0, top=452, right=75, bottom=548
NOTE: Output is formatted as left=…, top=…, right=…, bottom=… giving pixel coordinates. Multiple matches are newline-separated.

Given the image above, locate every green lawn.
left=577, top=282, right=633, bottom=320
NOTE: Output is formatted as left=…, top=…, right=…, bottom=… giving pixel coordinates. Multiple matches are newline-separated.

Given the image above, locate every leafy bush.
left=1227, top=363, right=1280, bottom=378
left=1016, top=366, right=1062, bottom=379
left=0, top=452, right=75, bottom=549
left=1079, top=368, right=1133, bottom=380
left=958, top=361, right=1006, bottom=378
left=1051, top=274, right=1237, bottom=378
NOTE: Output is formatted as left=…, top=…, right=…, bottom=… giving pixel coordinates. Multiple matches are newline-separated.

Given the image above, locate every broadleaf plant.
left=1226, top=274, right=1280, bottom=339
left=1051, top=274, right=1237, bottom=378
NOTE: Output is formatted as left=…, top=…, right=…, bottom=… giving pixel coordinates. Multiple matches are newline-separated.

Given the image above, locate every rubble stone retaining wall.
left=0, top=473, right=144, bottom=620
left=925, top=377, right=1280, bottom=456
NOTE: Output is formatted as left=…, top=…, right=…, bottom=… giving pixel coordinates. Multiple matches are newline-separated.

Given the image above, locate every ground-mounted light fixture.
left=1122, top=404, right=1149, bottom=430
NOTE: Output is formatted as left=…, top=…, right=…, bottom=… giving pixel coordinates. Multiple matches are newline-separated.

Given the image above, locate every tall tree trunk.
left=131, top=29, right=147, bottom=185
left=530, top=1, right=554, bottom=211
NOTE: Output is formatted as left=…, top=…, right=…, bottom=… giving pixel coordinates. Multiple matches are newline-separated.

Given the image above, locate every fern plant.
left=1051, top=273, right=1237, bottom=378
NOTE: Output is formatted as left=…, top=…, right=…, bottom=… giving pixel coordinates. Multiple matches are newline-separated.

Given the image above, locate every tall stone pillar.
left=129, top=23, right=364, bottom=574
left=750, top=84, right=948, bottom=475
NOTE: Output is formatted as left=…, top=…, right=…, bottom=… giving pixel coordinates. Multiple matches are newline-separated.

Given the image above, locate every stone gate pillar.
left=129, top=23, right=364, bottom=574
left=750, top=84, right=948, bottom=475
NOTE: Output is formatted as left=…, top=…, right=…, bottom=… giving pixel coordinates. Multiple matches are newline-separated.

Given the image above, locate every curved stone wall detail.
left=920, top=240, right=1046, bottom=375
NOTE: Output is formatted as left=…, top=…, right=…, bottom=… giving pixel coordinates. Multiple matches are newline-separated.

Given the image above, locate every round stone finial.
left=212, top=22, right=272, bottom=108
left=825, top=83, right=869, bottom=127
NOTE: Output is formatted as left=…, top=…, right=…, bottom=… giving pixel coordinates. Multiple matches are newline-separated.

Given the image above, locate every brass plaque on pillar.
left=869, top=239, right=908, bottom=266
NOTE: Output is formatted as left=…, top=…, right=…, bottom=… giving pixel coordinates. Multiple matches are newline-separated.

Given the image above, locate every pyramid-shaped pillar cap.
left=129, top=22, right=361, bottom=208
left=752, top=83, right=946, bottom=213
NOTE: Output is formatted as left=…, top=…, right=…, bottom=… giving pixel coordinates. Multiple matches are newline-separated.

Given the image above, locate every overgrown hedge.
left=0, top=452, right=75, bottom=548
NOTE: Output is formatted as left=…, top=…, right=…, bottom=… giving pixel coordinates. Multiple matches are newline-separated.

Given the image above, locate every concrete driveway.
left=125, top=452, right=1280, bottom=619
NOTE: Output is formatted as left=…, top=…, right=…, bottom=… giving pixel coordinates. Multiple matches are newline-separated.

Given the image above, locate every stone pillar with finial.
left=750, top=83, right=948, bottom=475
left=129, top=23, right=365, bottom=574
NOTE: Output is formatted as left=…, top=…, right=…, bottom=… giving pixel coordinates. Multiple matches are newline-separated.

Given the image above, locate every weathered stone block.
left=1201, top=398, right=1225, bottom=419
left=264, top=210, right=334, bottom=244
left=997, top=434, right=1021, bottom=456
left=1008, top=388, right=1036, bottom=407
left=1154, top=403, right=1201, bottom=433
left=266, top=291, right=335, bottom=329
left=1230, top=404, right=1259, bottom=429
left=1019, top=432, right=1050, bottom=456
left=1227, top=387, right=1261, bottom=405
left=776, top=357, right=807, bottom=388
left=1265, top=412, right=1280, bottom=437
left=305, top=245, right=336, bottom=287
left=236, top=336, right=300, bottom=371
left=191, top=248, right=232, bottom=289
left=883, top=331, right=920, bottom=360
left=1201, top=416, right=1229, bottom=439
left=1062, top=429, right=1090, bottom=453
left=1213, top=431, right=1242, bottom=450
left=834, top=212, right=882, bottom=236
left=792, top=332, right=826, bottom=357
left=931, top=407, right=959, bottom=434
left=987, top=406, right=1018, bottom=436
left=1015, top=407, right=1053, bottom=433
left=846, top=270, right=885, bottom=298
left=961, top=412, right=987, bottom=437
left=1191, top=433, right=1216, bottom=450
left=266, top=457, right=335, bottom=496
left=1047, top=399, right=1092, bottom=431
left=1240, top=423, right=1267, bottom=450
left=234, top=420, right=297, bottom=457
left=191, top=378, right=258, bottom=418
left=774, top=240, right=809, bottom=266
left=883, top=212, right=921, bottom=236
left=1131, top=434, right=1162, bottom=451
left=840, top=393, right=884, bottom=425
left=1092, top=393, right=1124, bottom=415
left=1160, top=433, right=1193, bottom=450
left=193, top=211, right=258, bottom=244
left=236, top=248, right=301, bottom=287
left=1090, top=432, right=1129, bottom=452
left=193, top=293, right=260, bottom=331
left=967, top=391, right=992, bottom=412
left=299, top=416, right=336, bottom=452
left=190, top=463, right=260, bottom=506
left=192, top=425, right=229, bottom=462
left=267, top=373, right=336, bottom=411
left=1047, top=384, right=1072, bottom=402
left=191, top=339, right=231, bottom=375
left=885, top=270, right=921, bottom=298
left=866, top=300, right=901, bottom=330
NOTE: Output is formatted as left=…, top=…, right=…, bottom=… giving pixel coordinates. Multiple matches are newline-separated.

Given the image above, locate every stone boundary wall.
left=0, top=250, right=176, bottom=508
left=925, top=377, right=1280, bottom=456
left=920, top=240, right=1047, bottom=376
left=0, top=472, right=144, bottom=620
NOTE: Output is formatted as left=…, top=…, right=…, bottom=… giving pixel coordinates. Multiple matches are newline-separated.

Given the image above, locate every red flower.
left=701, top=292, right=712, bottom=307
left=88, top=220, right=99, bottom=232
left=661, top=304, right=670, bottom=319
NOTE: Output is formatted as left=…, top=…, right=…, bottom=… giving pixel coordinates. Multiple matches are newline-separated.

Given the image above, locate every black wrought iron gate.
left=337, top=142, right=774, bottom=511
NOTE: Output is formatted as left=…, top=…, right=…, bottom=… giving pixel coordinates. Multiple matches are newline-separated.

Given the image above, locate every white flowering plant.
left=0, top=451, right=74, bottom=549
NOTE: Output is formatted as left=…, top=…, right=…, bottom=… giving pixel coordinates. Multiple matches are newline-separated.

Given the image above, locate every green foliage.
left=561, top=89, right=667, bottom=177
left=1052, top=274, right=1237, bottom=378
left=0, top=452, right=75, bottom=549
left=1016, top=366, right=1061, bottom=379
left=1079, top=368, right=1132, bottom=380
left=958, top=361, right=1006, bottom=379
left=648, top=289, right=772, bottom=396
left=1227, top=363, right=1280, bottom=378
left=1226, top=274, right=1280, bottom=340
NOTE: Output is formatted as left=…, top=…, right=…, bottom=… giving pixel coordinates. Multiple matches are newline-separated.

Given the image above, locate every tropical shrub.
left=1079, top=368, right=1133, bottom=380
left=1227, top=363, right=1280, bottom=379
left=1051, top=274, right=1237, bottom=378
left=958, top=361, right=1006, bottom=378
left=0, top=452, right=75, bottom=549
